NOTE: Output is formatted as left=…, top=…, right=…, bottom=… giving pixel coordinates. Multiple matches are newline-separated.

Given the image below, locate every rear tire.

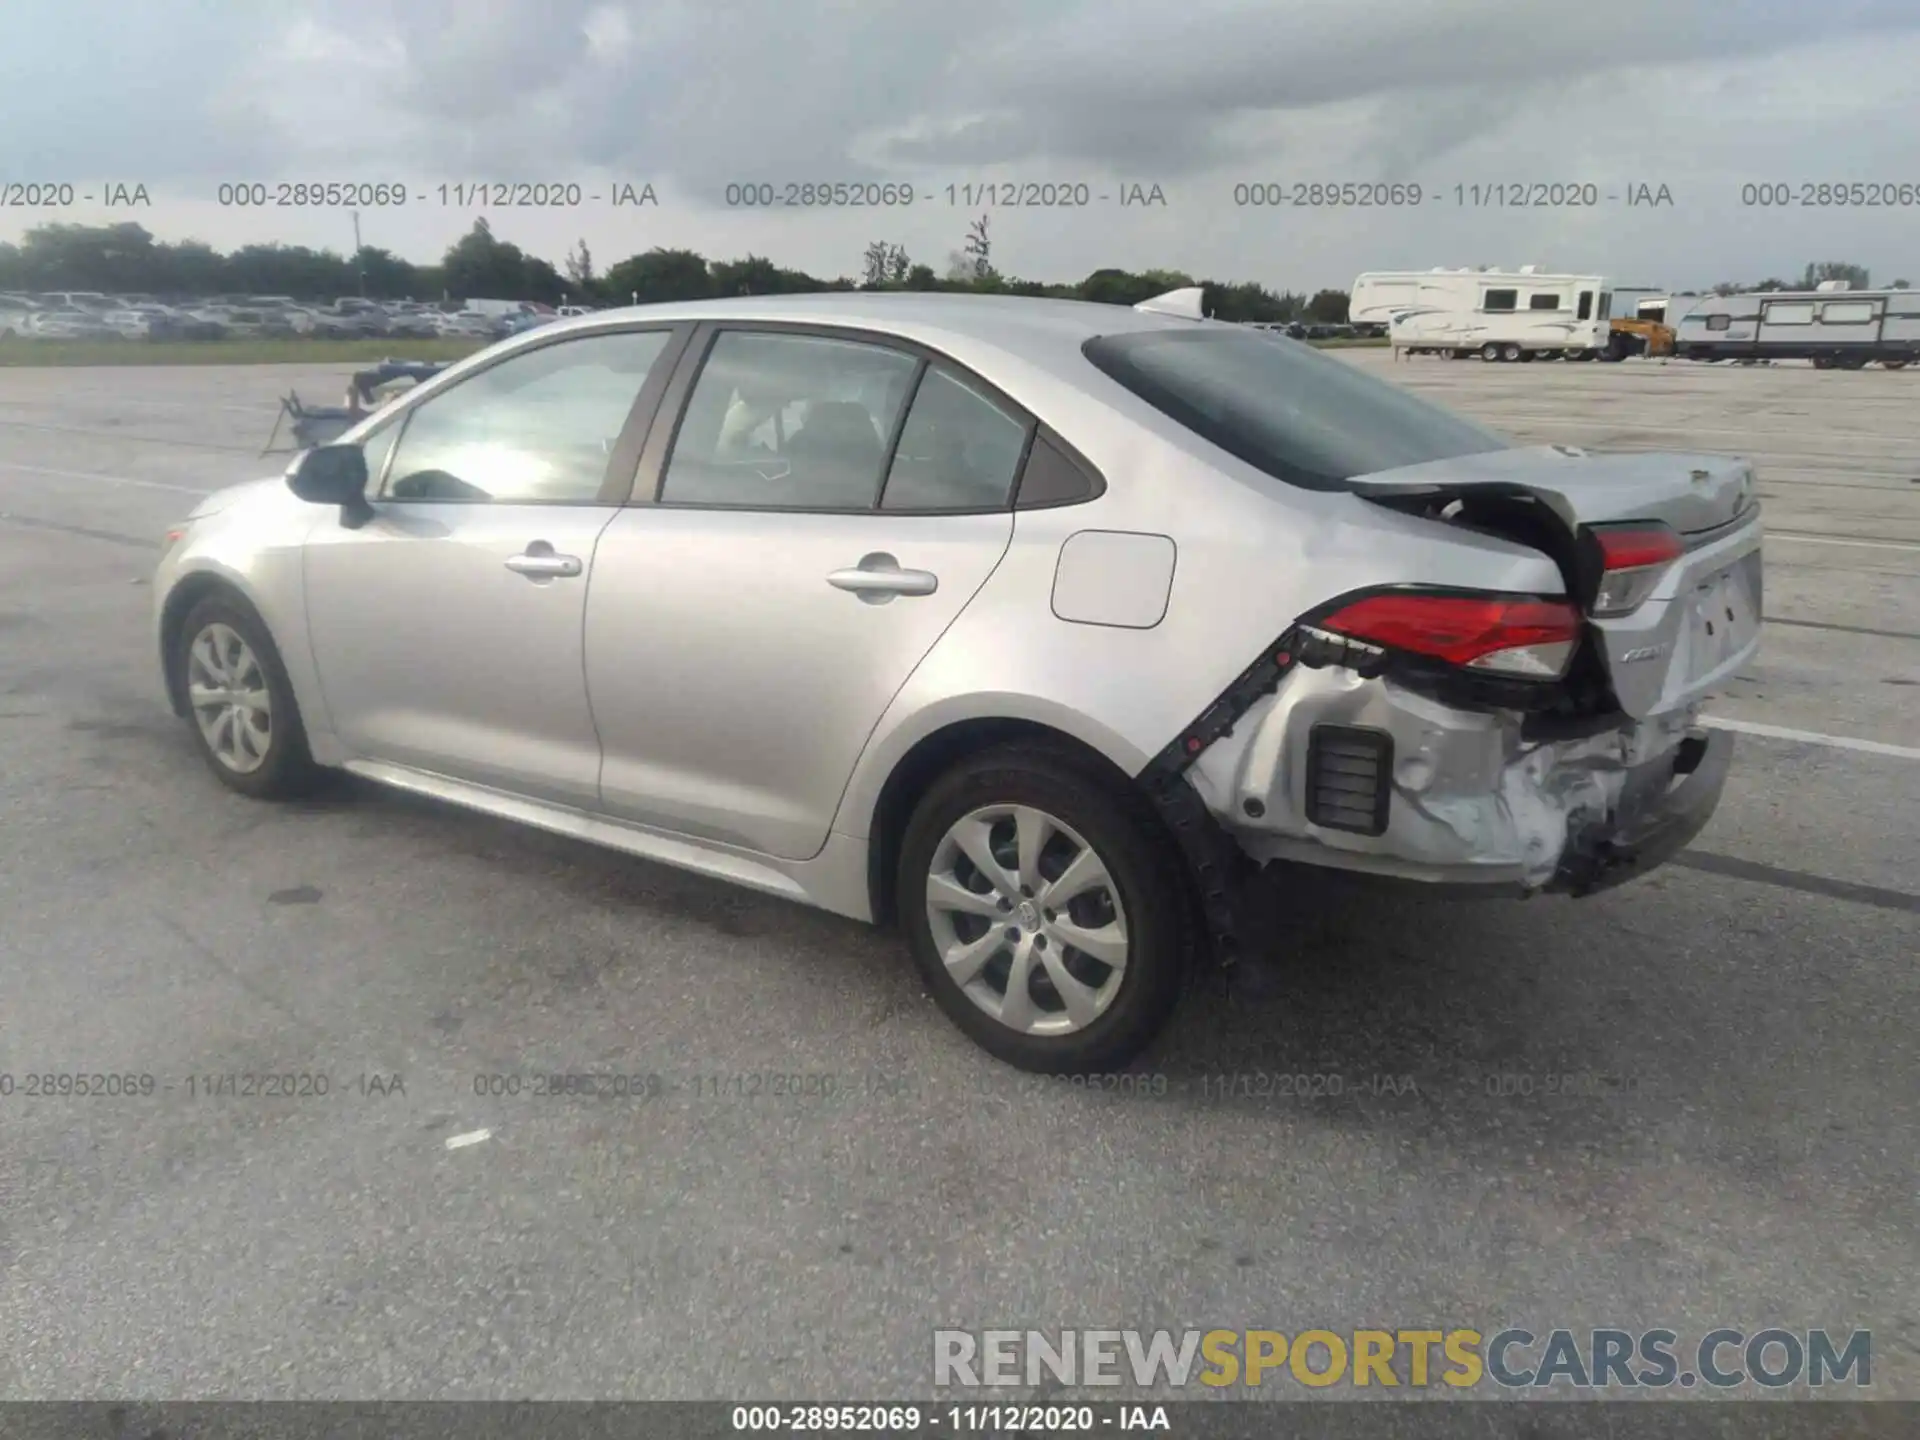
left=1500, top=343, right=1524, bottom=363
left=173, top=593, right=323, bottom=800
left=1883, top=360, right=1909, bottom=371
left=1481, top=342, right=1501, bottom=362
left=896, top=743, right=1192, bottom=1073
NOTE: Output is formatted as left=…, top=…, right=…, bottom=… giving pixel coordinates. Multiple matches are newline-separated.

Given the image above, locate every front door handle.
left=827, top=553, right=939, bottom=603
left=505, top=540, right=583, bottom=580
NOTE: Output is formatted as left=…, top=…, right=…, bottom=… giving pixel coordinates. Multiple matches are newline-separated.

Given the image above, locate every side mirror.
left=286, top=444, right=375, bottom=528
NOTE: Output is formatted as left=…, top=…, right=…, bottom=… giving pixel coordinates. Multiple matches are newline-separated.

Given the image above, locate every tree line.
left=0, top=218, right=1355, bottom=324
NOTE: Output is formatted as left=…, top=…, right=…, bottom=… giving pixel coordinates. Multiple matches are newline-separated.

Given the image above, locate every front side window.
left=1528, top=292, right=1564, bottom=311
left=1482, top=289, right=1518, bottom=312
left=881, top=365, right=1033, bottom=512
left=1820, top=301, right=1876, bottom=324
left=1763, top=302, right=1815, bottom=325
left=382, top=329, right=673, bottom=503
left=660, top=331, right=919, bottom=510
left=1706, top=313, right=1732, bottom=332
left=1083, top=327, right=1509, bottom=492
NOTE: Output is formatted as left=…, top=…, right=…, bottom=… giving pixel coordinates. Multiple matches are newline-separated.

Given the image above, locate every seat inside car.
left=784, top=401, right=886, bottom=505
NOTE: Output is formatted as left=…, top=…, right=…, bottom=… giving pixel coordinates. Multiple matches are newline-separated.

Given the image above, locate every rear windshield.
left=1082, top=328, right=1510, bottom=490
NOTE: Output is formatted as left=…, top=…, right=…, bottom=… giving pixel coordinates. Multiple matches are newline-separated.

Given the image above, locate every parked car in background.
left=26, top=307, right=118, bottom=339
left=500, top=305, right=556, bottom=337
left=38, top=291, right=118, bottom=314
left=168, top=308, right=230, bottom=341
left=432, top=311, right=501, bottom=339
left=320, top=300, right=393, bottom=337
left=151, top=291, right=1762, bottom=1071
left=99, top=304, right=185, bottom=340
left=248, top=304, right=304, bottom=338
left=0, top=294, right=37, bottom=338
left=384, top=307, right=442, bottom=340
left=189, top=306, right=278, bottom=339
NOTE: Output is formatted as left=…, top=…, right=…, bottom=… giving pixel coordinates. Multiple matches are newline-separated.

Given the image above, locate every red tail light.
left=1589, top=522, right=1683, bottom=616
left=1316, top=591, right=1582, bottom=679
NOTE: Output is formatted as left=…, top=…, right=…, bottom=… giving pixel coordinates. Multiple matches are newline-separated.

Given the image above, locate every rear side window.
left=1482, top=289, right=1518, bottom=311
left=881, top=365, right=1033, bottom=512
left=1082, top=328, right=1509, bottom=492
left=660, top=331, right=919, bottom=510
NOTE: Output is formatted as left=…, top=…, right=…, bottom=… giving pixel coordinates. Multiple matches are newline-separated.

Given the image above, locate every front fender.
left=154, top=516, right=337, bottom=761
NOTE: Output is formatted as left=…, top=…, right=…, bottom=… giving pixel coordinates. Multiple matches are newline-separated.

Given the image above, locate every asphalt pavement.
left=0, top=353, right=1914, bottom=1400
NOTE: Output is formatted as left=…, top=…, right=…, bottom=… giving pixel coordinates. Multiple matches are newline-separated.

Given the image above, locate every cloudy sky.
left=5, top=0, right=1920, bottom=292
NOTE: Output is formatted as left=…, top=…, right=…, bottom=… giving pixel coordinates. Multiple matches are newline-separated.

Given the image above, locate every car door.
left=302, top=325, right=687, bottom=806
left=585, top=326, right=1032, bottom=860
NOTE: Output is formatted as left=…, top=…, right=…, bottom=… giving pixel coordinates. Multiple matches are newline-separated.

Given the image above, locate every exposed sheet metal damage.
left=1188, top=663, right=1701, bottom=889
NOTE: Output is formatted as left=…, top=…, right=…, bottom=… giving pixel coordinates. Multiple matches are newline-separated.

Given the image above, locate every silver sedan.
left=153, top=292, right=1762, bottom=1071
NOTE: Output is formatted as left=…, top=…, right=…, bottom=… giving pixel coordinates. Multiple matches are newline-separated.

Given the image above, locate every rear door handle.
left=505, top=541, right=583, bottom=580
left=827, top=553, right=938, bottom=603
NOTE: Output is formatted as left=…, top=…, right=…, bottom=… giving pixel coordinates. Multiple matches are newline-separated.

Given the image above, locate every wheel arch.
left=853, top=709, right=1156, bottom=929
left=158, top=567, right=272, bottom=716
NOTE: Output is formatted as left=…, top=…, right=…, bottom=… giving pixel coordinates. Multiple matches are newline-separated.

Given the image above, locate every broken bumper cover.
left=1547, top=728, right=1731, bottom=896
left=1183, top=664, right=1730, bottom=896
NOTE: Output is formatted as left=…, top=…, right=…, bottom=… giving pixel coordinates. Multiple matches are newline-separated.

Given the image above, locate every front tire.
left=896, top=743, right=1192, bottom=1073
left=174, top=593, right=322, bottom=799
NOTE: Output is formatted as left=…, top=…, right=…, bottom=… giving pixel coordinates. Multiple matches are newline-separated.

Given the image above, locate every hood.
left=187, top=475, right=284, bottom=521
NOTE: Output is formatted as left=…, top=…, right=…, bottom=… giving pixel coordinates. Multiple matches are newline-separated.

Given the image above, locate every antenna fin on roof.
left=1134, top=286, right=1207, bottom=319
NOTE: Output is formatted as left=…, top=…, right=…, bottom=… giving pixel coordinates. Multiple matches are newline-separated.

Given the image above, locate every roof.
left=534, top=291, right=1198, bottom=367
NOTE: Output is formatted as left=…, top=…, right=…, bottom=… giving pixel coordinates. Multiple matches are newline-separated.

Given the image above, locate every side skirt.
left=340, top=759, right=876, bottom=922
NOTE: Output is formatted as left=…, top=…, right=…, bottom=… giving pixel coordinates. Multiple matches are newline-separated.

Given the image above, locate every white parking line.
left=1703, top=717, right=1920, bottom=760
left=1766, top=533, right=1920, bottom=553
left=0, top=461, right=213, bottom=495
left=444, top=1129, right=492, bottom=1150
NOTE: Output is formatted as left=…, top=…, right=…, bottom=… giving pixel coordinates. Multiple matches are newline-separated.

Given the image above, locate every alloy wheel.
left=187, top=622, right=273, bottom=774
left=923, top=803, right=1130, bottom=1036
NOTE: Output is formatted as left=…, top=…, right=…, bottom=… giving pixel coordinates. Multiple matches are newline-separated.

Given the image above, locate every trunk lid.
left=1349, top=444, right=1764, bottom=719
left=1347, top=443, right=1757, bottom=536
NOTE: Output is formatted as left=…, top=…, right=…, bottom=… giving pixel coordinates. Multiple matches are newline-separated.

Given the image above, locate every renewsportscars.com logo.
left=933, top=1328, right=1873, bottom=1391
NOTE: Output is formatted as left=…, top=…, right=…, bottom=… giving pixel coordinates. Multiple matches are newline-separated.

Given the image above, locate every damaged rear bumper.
left=1182, top=663, right=1730, bottom=896
left=1547, top=728, right=1731, bottom=895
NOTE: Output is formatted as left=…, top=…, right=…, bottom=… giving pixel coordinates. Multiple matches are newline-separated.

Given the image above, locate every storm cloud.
left=4, top=0, right=1918, bottom=290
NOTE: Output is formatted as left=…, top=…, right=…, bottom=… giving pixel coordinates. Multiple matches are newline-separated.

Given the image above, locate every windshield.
left=1083, top=327, right=1510, bottom=490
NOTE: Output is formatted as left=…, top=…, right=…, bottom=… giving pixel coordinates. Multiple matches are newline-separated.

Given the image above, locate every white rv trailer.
left=1351, top=267, right=1617, bottom=361
left=1640, top=293, right=1703, bottom=323
left=1671, top=285, right=1919, bottom=369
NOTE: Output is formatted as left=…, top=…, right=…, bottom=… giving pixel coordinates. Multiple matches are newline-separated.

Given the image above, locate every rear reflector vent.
left=1305, top=725, right=1394, bottom=836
